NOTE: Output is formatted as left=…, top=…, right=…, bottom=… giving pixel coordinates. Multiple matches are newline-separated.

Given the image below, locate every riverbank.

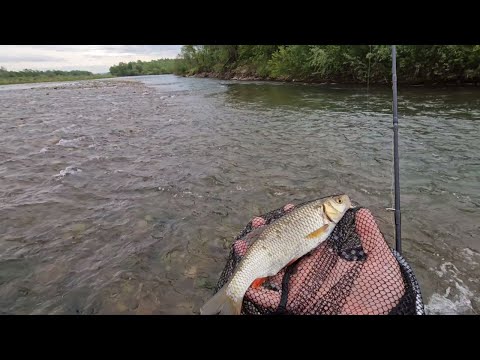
left=187, top=72, right=480, bottom=87
left=0, top=74, right=114, bottom=86
left=175, top=45, right=480, bottom=87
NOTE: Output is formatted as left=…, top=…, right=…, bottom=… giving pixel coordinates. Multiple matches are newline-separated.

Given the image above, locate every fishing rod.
left=392, top=45, right=401, bottom=253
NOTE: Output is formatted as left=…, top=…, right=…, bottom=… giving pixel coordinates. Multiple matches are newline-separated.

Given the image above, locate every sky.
left=0, top=45, right=182, bottom=73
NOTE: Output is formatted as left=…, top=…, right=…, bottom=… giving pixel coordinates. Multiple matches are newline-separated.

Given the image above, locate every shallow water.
left=0, top=75, right=479, bottom=314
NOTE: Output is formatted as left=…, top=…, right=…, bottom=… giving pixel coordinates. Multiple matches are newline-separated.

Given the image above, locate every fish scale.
left=201, top=194, right=352, bottom=315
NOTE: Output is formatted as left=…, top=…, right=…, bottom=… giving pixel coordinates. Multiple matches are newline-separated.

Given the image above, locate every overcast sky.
left=0, top=45, right=182, bottom=73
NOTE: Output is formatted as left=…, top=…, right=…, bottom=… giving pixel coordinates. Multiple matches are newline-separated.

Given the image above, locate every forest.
left=0, top=68, right=111, bottom=85
left=4, top=46, right=479, bottom=86
left=109, top=59, right=176, bottom=76
left=172, top=45, right=480, bottom=85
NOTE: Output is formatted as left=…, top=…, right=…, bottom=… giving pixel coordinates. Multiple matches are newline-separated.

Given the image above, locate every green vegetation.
left=109, top=59, right=176, bottom=76
left=5, top=46, right=479, bottom=86
left=0, top=67, right=112, bottom=85
left=173, top=45, right=480, bottom=85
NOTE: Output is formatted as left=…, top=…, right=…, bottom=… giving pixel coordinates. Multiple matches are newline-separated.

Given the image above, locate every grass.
left=0, top=74, right=114, bottom=86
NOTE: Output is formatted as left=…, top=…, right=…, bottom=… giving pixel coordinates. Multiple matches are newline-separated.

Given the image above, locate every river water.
left=0, top=75, right=479, bottom=314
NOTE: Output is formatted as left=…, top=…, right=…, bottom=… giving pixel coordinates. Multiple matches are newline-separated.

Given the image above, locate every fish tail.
left=200, top=284, right=242, bottom=315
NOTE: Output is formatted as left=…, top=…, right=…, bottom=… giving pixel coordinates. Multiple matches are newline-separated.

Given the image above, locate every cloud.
left=0, top=54, right=61, bottom=62
left=0, top=45, right=182, bottom=73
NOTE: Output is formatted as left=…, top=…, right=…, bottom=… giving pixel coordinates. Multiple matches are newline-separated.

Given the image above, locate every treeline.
left=109, top=59, right=176, bottom=76
left=0, top=67, right=110, bottom=85
left=173, top=45, right=480, bottom=85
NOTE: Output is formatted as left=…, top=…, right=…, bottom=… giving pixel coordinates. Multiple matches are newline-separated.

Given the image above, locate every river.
left=0, top=75, right=479, bottom=314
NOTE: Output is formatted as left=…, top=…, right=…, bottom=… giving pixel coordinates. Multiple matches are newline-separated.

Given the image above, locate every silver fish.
left=200, top=194, right=352, bottom=315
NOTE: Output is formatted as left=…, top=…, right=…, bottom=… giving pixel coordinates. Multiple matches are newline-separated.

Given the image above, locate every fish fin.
left=286, top=258, right=298, bottom=266
left=306, top=224, right=329, bottom=239
left=251, top=277, right=267, bottom=289
left=200, top=284, right=242, bottom=315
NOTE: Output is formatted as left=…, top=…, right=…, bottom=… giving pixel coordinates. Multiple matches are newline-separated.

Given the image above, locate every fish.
left=200, top=194, right=352, bottom=315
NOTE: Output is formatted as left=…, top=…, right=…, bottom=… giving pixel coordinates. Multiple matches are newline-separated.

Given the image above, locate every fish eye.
left=336, top=197, right=343, bottom=204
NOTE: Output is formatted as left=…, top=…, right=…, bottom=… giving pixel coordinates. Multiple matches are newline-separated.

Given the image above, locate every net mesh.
left=214, top=199, right=425, bottom=315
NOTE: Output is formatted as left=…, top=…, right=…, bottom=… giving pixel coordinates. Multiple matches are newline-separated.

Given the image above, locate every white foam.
left=439, top=262, right=459, bottom=277
left=39, top=147, right=48, bottom=153
left=425, top=261, right=475, bottom=314
left=56, top=137, right=85, bottom=147
left=53, top=124, right=77, bottom=134
left=426, top=281, right=474, bottom=315
left=54, top=166, right=82, bottom=179
left=462, top=248, right=480, bottom=266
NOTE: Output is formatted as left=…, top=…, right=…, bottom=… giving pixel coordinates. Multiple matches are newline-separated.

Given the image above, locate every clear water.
left=0, top=75, right=478, bottom=314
